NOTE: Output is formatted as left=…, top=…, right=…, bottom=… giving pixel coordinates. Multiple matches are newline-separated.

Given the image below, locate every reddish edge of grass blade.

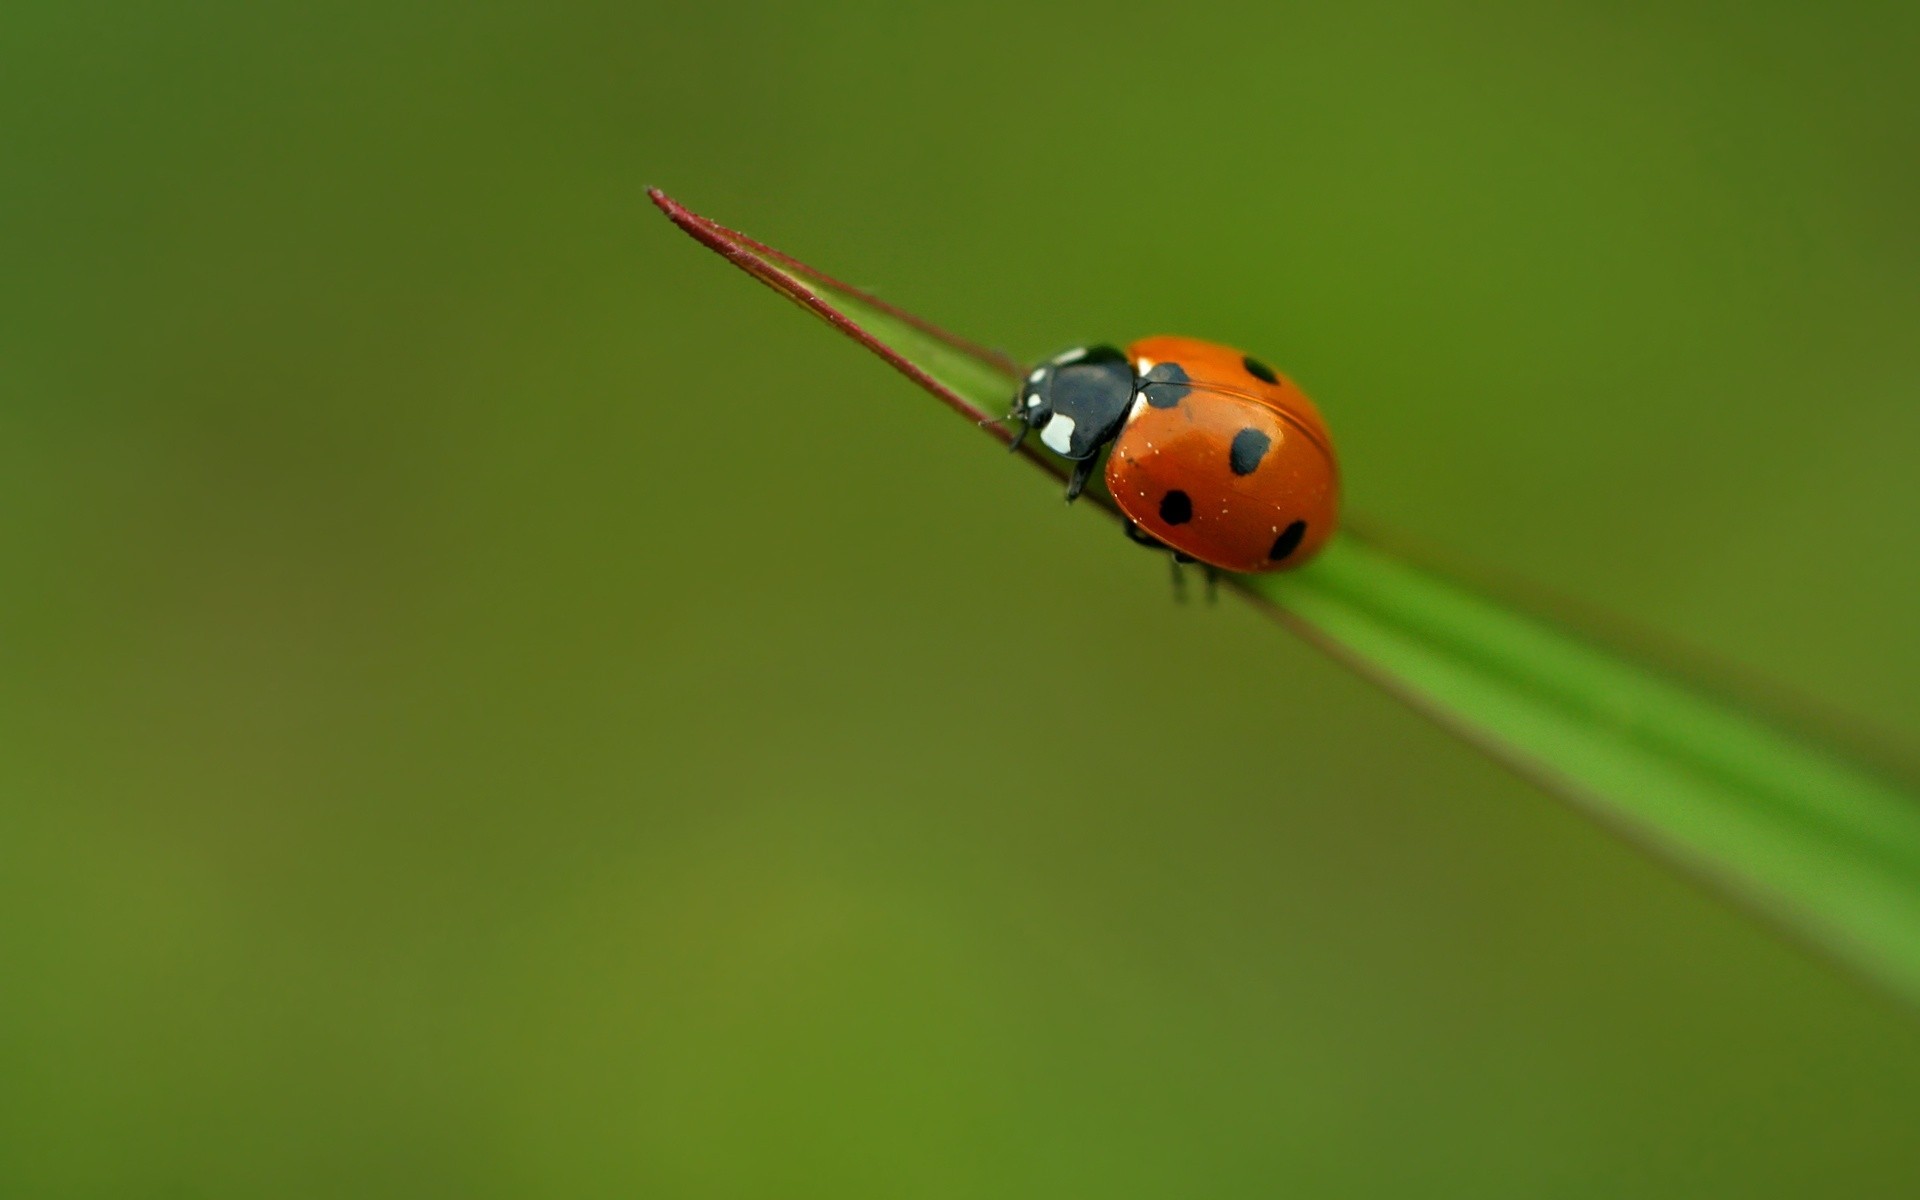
left=649, top=189, right=1027, bottom=432
left=649, top=187, right=1097, bottom=505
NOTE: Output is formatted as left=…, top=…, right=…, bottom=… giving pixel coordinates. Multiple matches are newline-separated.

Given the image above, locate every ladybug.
left=1010, top=336, right=1339, bottom=574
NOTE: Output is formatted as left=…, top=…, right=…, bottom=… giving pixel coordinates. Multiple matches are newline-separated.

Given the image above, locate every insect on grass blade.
left=649, top=187, right=1920, bottom=1012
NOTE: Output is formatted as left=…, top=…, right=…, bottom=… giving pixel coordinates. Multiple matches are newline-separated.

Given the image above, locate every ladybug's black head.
left=1008, top=345, right=1136, bottom=470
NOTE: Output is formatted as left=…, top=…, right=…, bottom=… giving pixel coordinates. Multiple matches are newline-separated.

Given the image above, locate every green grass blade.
left=649, top=188, right=1920, bottom=1007
left=1249, top=541, right=1920, bottom=1001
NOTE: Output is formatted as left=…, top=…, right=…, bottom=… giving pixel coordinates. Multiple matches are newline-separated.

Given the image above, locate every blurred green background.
left=5, top=0, right=1920, bottom=1194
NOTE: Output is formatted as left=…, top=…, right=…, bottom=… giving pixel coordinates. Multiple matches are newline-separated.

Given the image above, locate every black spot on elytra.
left=1243, top=356, right=1278, bottom=384
left=1141, top=361, right=1191, bottom=408
left=1269, top=520, right=1307, bottom=561
left=1228, top=428, right=1271, bottom=475
left=1159, top=490, right=1193, bottom=525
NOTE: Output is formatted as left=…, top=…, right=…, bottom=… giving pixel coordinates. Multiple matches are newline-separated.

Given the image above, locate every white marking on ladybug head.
left=1025, top=393, right=1042, bottom=410
left=1135, top=358, right=1155, bottom=374
left=1040, top=413, right=1076, bottom=455
left=1054, top=347, right=1088, bottom=365
left=1027, top=367, right=1046, bottom=383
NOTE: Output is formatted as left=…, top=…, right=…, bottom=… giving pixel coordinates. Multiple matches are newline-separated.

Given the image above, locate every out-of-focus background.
left=5, top=1, right=1920, bottom=1194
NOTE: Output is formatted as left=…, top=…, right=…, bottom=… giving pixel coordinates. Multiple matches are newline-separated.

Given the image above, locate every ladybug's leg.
left=1202, top=565, right=1219, bottom=605
left=1123, top=521, right=1164, bottom=550
left=1005, top=410, right=1031, bottom=454
left=1063, top=456, right=1099, bottom=503
left=1124, top=522, right=1201, bottom=603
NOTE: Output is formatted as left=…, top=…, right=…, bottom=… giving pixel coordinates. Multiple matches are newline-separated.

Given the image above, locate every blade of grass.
left=648, top=187, right=1920, bottom=1008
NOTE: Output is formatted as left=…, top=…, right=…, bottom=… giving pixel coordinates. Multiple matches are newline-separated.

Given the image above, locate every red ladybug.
left=1010, top=336, right=1339, bottom=574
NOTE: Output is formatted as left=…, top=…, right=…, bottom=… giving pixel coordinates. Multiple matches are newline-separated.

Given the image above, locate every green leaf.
left=649, top=187, right=1920, bottom=1008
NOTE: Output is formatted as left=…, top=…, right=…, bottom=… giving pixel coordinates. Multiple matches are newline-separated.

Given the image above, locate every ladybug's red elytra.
left=1010, top=336, right=1339, bottom=575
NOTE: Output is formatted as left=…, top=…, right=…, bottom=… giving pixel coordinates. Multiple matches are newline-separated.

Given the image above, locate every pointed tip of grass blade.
left=646, top=187, right=1012, bottom=370
left=645, top=187, right=1042, bottom=447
